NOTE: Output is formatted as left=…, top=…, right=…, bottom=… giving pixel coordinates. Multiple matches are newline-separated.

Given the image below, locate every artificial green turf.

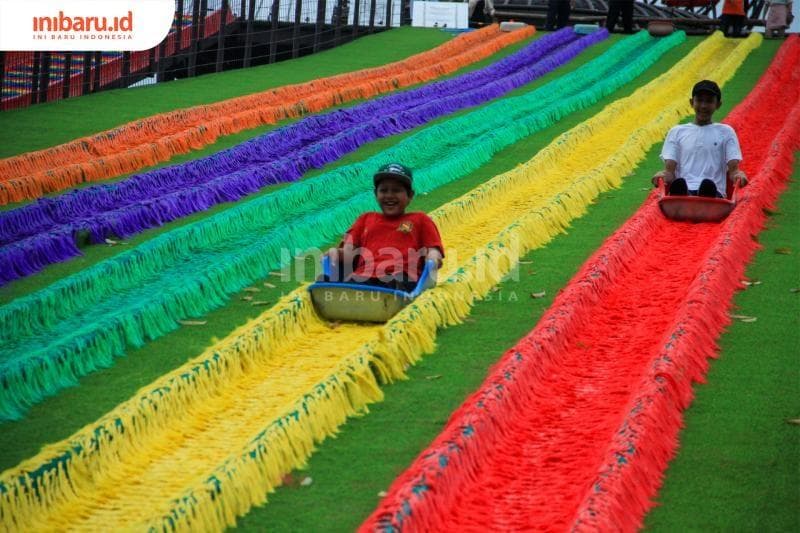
left=233, top=38, right=795, bottom=530
left=0, top=27, right=452, bottom=158
left=0, top=27, right=550, bottom=464
left=0, top=30, right=644, bottom=468
left=0, top=29, right=543, bottom=300
left=644, top=163, right=800, bottom=533
left=0, top=30, right=794, bottom=533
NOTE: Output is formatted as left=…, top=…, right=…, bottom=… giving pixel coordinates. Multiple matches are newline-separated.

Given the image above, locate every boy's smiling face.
left=690, top=92, right=721, bottom=125
left=375, top=178, right=413, bottom=217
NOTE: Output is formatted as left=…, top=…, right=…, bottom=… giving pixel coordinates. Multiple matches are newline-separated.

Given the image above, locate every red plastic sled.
left=657, top=177, right=737, bottom=223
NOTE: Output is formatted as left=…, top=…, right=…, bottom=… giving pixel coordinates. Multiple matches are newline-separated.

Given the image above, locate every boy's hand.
left=651, top=170, right=675, bottom=187
left=732, top=170, right=748, bottom=188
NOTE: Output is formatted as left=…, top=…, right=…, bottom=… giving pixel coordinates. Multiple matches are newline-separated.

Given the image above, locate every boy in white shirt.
left=653, top=80, right=748, bottom=198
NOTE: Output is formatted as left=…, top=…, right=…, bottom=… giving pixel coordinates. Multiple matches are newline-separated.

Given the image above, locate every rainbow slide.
left=0, top=27, right=797, bottom=532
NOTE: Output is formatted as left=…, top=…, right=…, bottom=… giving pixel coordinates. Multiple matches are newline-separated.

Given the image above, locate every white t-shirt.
left=661, top=123, right=742, bottom=195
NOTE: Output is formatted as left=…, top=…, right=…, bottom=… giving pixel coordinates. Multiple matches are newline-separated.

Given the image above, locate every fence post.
left=199, top=0, right=208, bottom=38
left=149, top=46, right=157, bottom=76
left=31, top=53, right=41, bottom=105
left=385, top=0, right=392, bottom=27
left=39, top=52, right=52, bottom=103
left=188, top=0, right=201, bottom=76
left=333, top=0, right=344, bottom=45
left=93, top=51, right=101, bottom=92
left=269, top=0, right=280, bottom=63
left=313, top=0, right=327, bottom=53
left=122, top=51, right=131, bottom=88
left=176, top=0, right=185, bottom=51
left=216, top=0, right=229, bottom=72
left=400, top=0, right=410, bottom=25
left=244, top=0, right=256, bottom=67
left=292, top=0, right=302, bottom=58
left=368, top=0, right=377, bottom=32
left=81, top=52, right=92, bottom=95
left=352, top=0, right=361, bottom=37
left=157, top=40, right=167, bottom=81
left=62, top=52, right=72, bottom=100
left=0, top=52, right=6, bottom=107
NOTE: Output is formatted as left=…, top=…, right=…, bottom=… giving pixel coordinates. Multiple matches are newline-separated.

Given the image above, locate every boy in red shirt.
left=327, top=163, right=444, bottom=292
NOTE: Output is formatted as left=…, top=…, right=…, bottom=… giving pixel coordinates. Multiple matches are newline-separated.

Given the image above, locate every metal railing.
left=0, top=0, right=411, bottom=111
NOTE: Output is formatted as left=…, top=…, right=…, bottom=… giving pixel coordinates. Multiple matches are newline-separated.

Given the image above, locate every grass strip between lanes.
left=644, top=159, right=800, bottom=533
left=0, top=34, right=792, bottom=532
left=0, top=27, right=451, bottom=159
left=0, top=31, right=642, bottom=469
left=233, top=38, right=793, bottom=531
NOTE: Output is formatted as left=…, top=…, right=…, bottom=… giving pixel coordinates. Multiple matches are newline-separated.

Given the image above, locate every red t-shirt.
left=344, top=212, right=444, bottom=281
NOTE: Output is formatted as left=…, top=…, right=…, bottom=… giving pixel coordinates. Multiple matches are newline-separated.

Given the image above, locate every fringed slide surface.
left=0, top=30, right=682, bottom=422
left=0, top=25, right=533, bottom=204
left=0, top=31, right=762, bottom=532
left=361, top=34, right=799, bottom=533
left=0, top=28, right=603, bottom=285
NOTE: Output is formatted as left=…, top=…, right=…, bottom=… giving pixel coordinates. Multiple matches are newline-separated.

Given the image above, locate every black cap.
left=373, top=162, right=413, bottom=190
left=692, top=80, right=722, bottom=100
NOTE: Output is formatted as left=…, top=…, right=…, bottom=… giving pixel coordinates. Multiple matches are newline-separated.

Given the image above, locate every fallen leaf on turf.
left=251, top=301, right=271, bottom=306
left=269, top=271, right=284, bottom=277
left=491, top=287, right=500, bottom=293
left=263, top=282, right=276, bottom=289
left=425, top=374, right=442, bottom=380
left=243, top=287, right=260, bottom=292
left=300, top=476, right=313, bottom=487
left=786, top=418, right=800, bottom=426
left=178, top=319, right=207, bottom=326
left=105, top=238, right=119, bottom=245
left=530, top=291, right=546, bottom=299
left=790, top=288, right=800, bottom=293
left=242, top=296, right=253, bottom=301
left=518, top=260, right=533, bottom=265
left=775, top=247, right=792, bottom=255
left=730, top=314, right=757, bottom=322
left=378, top=491, right=388, bottom=497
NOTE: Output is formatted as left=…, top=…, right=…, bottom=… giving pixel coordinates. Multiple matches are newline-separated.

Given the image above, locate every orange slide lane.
left=0, top=25, right=533, bottom=205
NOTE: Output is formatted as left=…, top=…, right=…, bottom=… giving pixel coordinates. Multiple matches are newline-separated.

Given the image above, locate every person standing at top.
left=606, top=0, right=635, bottom=33
left=720, top=0, right=747, bottom=37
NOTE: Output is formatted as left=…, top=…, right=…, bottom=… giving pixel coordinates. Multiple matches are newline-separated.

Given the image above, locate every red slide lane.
left=361, top=35, right=799, bottom=532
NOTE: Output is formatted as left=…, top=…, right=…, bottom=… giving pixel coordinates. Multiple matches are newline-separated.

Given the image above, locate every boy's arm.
left=417, top=215, right=444, bottom=269
left=652, top=159, right=677, bottom=187
left=654, top=127, right=679, bottom=187
left=725, top=126, right=747, bottom=187
left=728, top=159, right=748, bottom=187
left=424, top=247, right=444, bottom=269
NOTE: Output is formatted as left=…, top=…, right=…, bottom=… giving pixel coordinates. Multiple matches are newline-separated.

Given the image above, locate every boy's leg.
left=698, top=179, right=721, bottom=198
left=668, top=178, right=689, bottom=196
